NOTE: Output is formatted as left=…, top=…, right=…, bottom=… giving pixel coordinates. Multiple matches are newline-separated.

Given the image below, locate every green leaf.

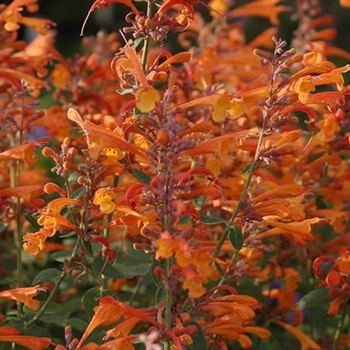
left=24, top=214, right=41, bottom=231
left=71, top=185, right=86, bottom=199
left=294, top=288, right=331, bottom=310
left=229, top=226, right=243, bottom=250
left=241, top=163, right=254, bottom=174
left=179, top=215, right=192, bottom=225
left=51, top=250, right=74, bottom=262
left=132, top=169, right=151, bottom=184
left=32, top=268, right=61, bottom=285
left=68, top=317, right=88, bottom=332
left=92, top=258, right=125, bottom=279
left=115, top=262, right=151, bottom=277
left=127, top=248, right=152, bottom=263
left=214, top=261, right=224, bottom=276
left=200, top=215, right=227, bottom=225
left=187, top=321, right=208, bottom=350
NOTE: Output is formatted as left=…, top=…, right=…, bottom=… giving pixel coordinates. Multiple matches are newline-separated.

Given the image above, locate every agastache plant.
left=2, top=0, right=350, bottom=349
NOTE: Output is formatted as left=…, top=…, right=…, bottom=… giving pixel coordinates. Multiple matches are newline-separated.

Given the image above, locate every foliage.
left=1, top=0, right=350, bottom=349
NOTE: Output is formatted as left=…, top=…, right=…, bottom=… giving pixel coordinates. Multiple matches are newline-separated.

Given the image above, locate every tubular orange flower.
left=0, top=185, right=43, bottom=206
left=22, top=227, right=55, bottom=255
left=257, top=217, right=322, bottom=240
left=0, top=334, right=51, bottom=350
left=67, top=108, right=147, bottom=160
left=36, top=198, right=81, bottom=233
left=228, top=0, right=290, bottom=25
left=77, top=296, right=125, bottom=348
left=0, top=143, right=37, bottom=165
left=273, top=320, right=320, bottom=350
left=0, top=285, right=46, bottom=311
left=80, top=0, right=140, bottom=36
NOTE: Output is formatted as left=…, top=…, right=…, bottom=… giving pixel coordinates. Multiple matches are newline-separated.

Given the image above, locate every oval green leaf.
left=229, top=226, right=243, bottom=250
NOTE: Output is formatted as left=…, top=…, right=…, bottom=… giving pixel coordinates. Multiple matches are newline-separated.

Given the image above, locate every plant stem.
left=213, top=106, right=269, bottom=258
left=141, top=0, right=153, bottom=70
left=14, top=85, right=26, bottom=318
left=26, top=237, right=82, bottom=327
left=332, top=303, right=348, bottom=350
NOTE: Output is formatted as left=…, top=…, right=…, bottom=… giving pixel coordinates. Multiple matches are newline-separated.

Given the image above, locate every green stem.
left=14, top=87, right=26, bottom=318
left=332, top=302, right=348, bottom=350
left=141, top=0, right=153, bottom=70
left=26, top=237, right=82, bottom=327
left=213, top=106, right=269, bottom=258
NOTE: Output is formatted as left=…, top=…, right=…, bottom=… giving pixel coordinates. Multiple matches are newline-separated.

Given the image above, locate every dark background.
left=5, top=0, right=350, bottom=57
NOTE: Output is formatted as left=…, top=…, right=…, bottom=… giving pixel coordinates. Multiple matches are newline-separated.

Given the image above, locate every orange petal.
left=67, top=108, right=147, bottom=160
left=0, top=335, right=51, bottom=349
left=273, top=321, right=320, bottom=350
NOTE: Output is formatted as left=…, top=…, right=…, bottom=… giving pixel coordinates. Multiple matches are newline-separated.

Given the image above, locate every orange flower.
left=273, top=320, right=320, bottom=350
left=67, top=108, right=147, bottom=160
left=36, top=198, right=81, bottom=233
left=335, top=251, right=350, bottom=275
left=0, top=285, right=45, bottom=311
left=77, top=296, right=162, bottom=349
left=0, top=143, right=37, bottom=165
left=135, top=86, right=161, bottom=113
left=0, top=334, right=51, bottom=350
left=22, top=227, right=55, bottom=255
left=155, top=231, right=176, bottom=259
left=340, top=0, right=350, bottom=7
left=228, top=0, right=290, bottom=25
left=77, top=296, right=125, bottom=348
left=50, top=63, right=71, bottom=89
left=257, top=217, right=321, bottom=240
left=183, top=268, right=207, bottom=298
left=0, top=0, right=55, bottom=34
left=200, top=293, right=271, bottom=348
left=93, top=188, right=117, bottom=214
left=0, top=185, right=43, bottom=207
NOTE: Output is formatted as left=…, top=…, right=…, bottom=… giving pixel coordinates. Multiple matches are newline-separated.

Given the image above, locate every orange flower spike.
left=0, top=285, right=46, bottom=311
left=80, top=0, right=140, bottom=36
